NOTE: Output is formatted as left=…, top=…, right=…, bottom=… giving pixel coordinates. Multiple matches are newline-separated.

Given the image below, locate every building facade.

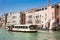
left=0, top=14, right=7, bottom=27
left=25, top=2, right=60, bottom=29
left=0, top=17, right=2, bottom=27
left=0, top=2, right=60, bottom=29
left=6, top=12, right=26, bottom=27
left=6, top=12, right=21, bottom=26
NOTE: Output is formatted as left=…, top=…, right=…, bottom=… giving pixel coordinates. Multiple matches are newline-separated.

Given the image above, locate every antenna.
left=48, top=0, right=50, bottom=6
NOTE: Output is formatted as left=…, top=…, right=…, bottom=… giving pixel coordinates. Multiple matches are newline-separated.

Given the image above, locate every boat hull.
left=6, top=25, right=38, bottom=33
left=8, top=28, right=37, bottom=33
left=8, top=30, right=37, bottom=33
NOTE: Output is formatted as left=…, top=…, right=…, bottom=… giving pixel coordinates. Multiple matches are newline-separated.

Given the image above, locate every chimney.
left=48, top=0, right=50, bottom=6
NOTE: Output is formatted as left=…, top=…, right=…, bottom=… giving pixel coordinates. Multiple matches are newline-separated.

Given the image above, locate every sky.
left=0, top=0, right=60, bottom=16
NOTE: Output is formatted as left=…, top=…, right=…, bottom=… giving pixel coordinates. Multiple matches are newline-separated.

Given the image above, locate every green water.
left=0, top=28, right=60, bottom=40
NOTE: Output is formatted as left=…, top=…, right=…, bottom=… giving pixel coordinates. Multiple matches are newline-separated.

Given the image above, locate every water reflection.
left=53, top=31, right=60, bottom=40
left=0, top=28, right=60, bottom=40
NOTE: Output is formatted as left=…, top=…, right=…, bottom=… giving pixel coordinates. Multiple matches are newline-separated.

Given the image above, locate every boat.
left=6, top=25, right=37, bottom=33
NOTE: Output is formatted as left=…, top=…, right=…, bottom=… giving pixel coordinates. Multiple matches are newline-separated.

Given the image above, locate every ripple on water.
left=0, top=28, right=60, bottom=40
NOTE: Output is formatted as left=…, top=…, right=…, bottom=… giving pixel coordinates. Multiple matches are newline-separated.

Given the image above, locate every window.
left=18, top=26, right=21, bottom=28
left=40, top=21, right=41, bottom=23
left=36, top=16, right=39, bottom=18
left=22, top=26, right=25, bottom=28
left=45, top=14, right=47, bottom=21
left=15, top=26, right=18, bottom=28
left=57, top=6, right=59, bottom=8
left=42, top=22, right=43, bottom=23
left=42, top=16, right=43, bottom=17
left=18, top=26, right=28, bottom=29
left=45, top=14, right=47, bottom=16
left=21, top=26, right=22, bottom=28
left=27, top=20, right=32, bottom=23
left=35, top=9, right=41, bottom=12
left=12, top=16, right=16, bottom=18
left=51, top=6, right=54, bottom=8
left=42, top=8, right=44, bottom=10
left=36, top=19, right=40, bottom=24
left=52, top=13, right=54, bottom=16
left=45, top=7, right=47, bottom=10
left=45, top=18, right=47, bottom=21
left=25, top=26, right=28, bottom=29
left=40, top=15, right=41, bottom=17
left=12, top=21, right=16, bottom=23
left=7, top=22, right=10, bottom=23
left=28, top=15, right=32, bottom=18
left=25, top=26, right=28, bottom=28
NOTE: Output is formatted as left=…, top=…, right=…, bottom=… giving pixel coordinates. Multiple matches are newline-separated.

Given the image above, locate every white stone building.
left=6, top=12, right=21, bottom=26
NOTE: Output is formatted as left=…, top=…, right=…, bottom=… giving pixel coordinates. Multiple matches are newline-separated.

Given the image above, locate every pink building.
left=1, top=2, right=60, bottom=30
left=1, top=14, right=8, bottom=27
left=25, top=2, right=60, bottom=29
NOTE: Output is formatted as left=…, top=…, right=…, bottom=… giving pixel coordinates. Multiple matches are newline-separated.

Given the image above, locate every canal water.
left=0, top=28, right=60, bottom=40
